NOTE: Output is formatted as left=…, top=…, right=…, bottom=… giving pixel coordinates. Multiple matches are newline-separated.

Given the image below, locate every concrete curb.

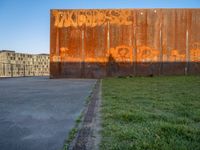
left=69, top=79, right=102, bottom=150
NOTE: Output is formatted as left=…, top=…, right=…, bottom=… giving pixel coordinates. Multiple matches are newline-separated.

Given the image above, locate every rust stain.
left=50, top=9, right=200, bottom=78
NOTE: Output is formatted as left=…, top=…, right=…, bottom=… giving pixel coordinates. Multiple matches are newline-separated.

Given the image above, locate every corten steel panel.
left=50, top=9, right=200, bottom=78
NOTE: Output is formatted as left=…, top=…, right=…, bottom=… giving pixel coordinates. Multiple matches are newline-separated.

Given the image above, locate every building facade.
left=0, top=50, right=49, bottom=77
left=50, top=9, right=200, bottom=78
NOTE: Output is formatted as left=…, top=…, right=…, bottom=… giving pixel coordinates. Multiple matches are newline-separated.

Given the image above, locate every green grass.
left=63, top=127, right=78, bottom=150
left=100, top=76, right=200, bottom=150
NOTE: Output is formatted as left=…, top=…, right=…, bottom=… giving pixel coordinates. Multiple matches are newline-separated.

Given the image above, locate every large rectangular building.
left=50, top=9, right=200, bottom=78
left=0, top=50, right=49, bottom=77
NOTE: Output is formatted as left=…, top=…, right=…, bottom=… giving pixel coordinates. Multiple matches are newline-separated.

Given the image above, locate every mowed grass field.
left=100, top=76, right=200, bottom=150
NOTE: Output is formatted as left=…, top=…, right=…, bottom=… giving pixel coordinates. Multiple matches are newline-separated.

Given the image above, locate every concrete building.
left=0, top=50, right=49, bottom=77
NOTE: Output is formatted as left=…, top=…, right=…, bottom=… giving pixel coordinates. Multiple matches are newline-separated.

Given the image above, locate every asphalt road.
left=0, top=77, right=96, bottom=150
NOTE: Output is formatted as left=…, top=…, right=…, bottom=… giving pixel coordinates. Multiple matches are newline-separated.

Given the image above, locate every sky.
left=0, top=0, right=199, bottom=54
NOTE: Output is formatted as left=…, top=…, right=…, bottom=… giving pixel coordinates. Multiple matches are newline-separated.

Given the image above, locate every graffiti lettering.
left=52, top=10, right=132, bottom=28
left=169, top=50, right=185, bottom=62
left=51, top=44, right=200, bottom=63
left=190, top=42, right=200, bottom=62
left=137, top=46, right=159, bottom=62
left=108, top=45, right=132, bottom=62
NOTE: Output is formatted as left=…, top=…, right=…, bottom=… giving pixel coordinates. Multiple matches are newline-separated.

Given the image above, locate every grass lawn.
left=100, top=76, right=200, bottom=150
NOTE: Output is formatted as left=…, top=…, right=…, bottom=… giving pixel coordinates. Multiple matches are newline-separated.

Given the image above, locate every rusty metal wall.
left=50, top=9, right=200, bottom=78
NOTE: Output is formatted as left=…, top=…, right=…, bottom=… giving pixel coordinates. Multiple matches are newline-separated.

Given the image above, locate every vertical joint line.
left=82, top=30, right=85, bottom=62
left=186, top=29, right=189, bottom=63
left=56, top=28, right=60, bottom=61
left=107, top=22, right=110, bottom=51
left=134, top=27, right=137, bottom=62
left=185, top=29, right=189, bottom=75
left=159, top=23, right=163, bottom=75
left=160, top=25, right=163, bottom=62
left=133, top=26, right=137, bottom=75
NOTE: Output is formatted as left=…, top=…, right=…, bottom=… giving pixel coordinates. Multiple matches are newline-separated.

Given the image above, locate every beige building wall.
left=0, top=50, right=49, bottom=77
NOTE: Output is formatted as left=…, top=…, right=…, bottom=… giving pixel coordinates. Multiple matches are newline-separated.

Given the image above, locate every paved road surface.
left=0, top=77, right=96, bottom=150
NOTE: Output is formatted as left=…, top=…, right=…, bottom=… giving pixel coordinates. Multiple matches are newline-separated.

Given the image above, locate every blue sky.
left=0, top=0, right=199, bottom=54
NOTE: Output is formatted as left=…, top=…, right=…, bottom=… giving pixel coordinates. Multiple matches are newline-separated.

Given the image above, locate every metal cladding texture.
left=50, top=9, right=200, bottom=78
